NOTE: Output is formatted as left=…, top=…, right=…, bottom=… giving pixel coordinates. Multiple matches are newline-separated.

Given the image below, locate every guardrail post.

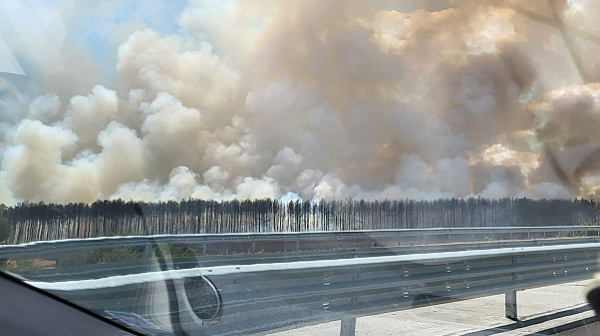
left=506, top=255, right=518, bottom=320
left=505, top=290, right=518, bottom=320
left=296, top=240, right=300, bottom=253
left=340, top=318, right=356, bottom=336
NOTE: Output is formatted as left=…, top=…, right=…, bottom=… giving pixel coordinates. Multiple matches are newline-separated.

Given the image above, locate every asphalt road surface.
left=269, top=280, right=598, bottom=336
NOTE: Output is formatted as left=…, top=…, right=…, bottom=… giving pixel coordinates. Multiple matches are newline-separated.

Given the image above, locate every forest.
left=1, top=198, right=599, bottom=244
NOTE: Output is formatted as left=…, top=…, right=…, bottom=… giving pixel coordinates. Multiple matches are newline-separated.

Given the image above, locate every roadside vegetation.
left=3, top=198, right=600, bottom=244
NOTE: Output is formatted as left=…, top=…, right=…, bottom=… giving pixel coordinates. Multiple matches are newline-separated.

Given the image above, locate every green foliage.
left=56, top=246, right=144, bottom=268
left=55, top=244, right=196, bottom=269
left=10, top=259, right=44, bottom=272
left=1, top=258, right=52, bottom=273
left=0, top=258, right=10, bottom=271
left=0, top=217, right=14, bottom=243
left=153, top=244, right=196, bottom=259
left=564, top=222, right=600, bottom=237
left=100, top=246, right=145, bottom=263
left=54, top=231, right=147, bottom=268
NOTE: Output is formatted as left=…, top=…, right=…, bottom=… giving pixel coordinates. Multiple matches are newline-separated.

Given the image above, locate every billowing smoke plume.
left=1, top=0, right=600, bottom=205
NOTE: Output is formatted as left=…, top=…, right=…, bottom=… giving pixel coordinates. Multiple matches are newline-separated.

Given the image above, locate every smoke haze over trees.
left=2, top=198, right=599, bottom=243
left=4, top=1, right=600, bottom=205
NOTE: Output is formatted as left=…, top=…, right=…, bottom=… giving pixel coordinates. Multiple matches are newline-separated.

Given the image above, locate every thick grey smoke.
left=1, top=0, right=599, bottom=204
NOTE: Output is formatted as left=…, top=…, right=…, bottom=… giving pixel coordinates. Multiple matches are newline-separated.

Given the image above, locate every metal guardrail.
left=26, top=242, right=600, bottom=336
left=3, top=226, right=600, bottom=257
left=15, top=237, right=600, bottom=282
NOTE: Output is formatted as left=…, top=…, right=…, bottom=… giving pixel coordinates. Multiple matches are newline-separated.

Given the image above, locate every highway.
left=2, top=227, right=600, bottom=335
left=13, top=236, right=600, bottom=282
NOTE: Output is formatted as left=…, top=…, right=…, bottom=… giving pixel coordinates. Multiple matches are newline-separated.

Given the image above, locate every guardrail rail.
left=2, top=227, right=600, bottom=335
left=3, top=225, right=600, bottom=256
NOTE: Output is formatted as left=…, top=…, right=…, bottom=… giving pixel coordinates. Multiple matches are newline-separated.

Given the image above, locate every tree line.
left=1, top=198, right=599, bottom=244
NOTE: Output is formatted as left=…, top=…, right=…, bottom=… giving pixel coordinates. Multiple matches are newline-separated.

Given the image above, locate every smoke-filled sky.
left=2, top=0, right=600, bottom=204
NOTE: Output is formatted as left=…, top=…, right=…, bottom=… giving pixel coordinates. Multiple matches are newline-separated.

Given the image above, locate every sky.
left=1, top=0, right=600, bottom=205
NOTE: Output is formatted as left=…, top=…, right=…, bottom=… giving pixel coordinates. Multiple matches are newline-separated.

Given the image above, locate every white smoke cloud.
left=265, top=147, right=303, bottom=183
left=395, top=154, right=471, bottom=197
left=28, top=94, right=61, bottom=124
left=2, top=120, right=78, bottom=201
left=202, top=166, right=230, bottom=191
left=95, top=122, right=145, bottom=196
left=532, top=182, right=573, bottom=199
left=2, top=0, right=600, bottom=204
left=63, top=85, right=121, bottom=151
left=139, top=92, right=203, bottom=178
left=235, top=176, right=281, bottom=200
